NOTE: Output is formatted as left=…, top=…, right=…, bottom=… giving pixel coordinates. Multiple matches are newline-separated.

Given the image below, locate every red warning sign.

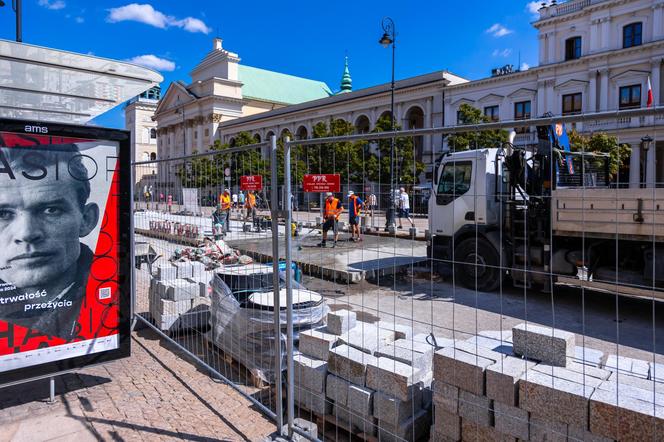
left=303, top=174, right=341, bottom=192
left=240, top=175, right=263, bottom=191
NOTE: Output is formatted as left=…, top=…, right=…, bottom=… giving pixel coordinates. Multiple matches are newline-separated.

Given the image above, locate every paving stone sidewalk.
left=0, top=329, right=276, bottom=442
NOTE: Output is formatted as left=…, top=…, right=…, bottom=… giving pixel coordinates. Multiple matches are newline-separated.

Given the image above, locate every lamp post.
left=379, top=17, right=396, bottom=231
left=0, top=0, right=21, bottom=42
left=641, top=135, right=653, bottom=188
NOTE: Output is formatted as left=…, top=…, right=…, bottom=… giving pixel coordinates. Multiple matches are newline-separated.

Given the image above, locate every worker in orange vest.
left=219, top=189, right=231, bottom=233
left=245, top=190, right=257, bottom=224
left=318, top=192, right=343, bottom=247
left=347, top=190, right=364, bottom=242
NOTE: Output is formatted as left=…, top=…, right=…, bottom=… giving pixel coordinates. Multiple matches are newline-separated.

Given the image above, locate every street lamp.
left=379, top=16, right=396, bottom=231
left=0, top=0, right=22, bottom=42
left=641, top=135, right=653, bottom=188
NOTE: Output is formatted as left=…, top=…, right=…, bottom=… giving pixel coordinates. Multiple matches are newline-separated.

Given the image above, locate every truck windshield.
left=437, top=161, right=472, bottom=196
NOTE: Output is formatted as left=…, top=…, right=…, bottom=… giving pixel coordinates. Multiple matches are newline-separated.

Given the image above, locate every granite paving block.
left=328, top=344, right=377, bottom=385
left=452, top=340, right=506, bottom=362
left=294, top=353, right=328, bottom=393
left=597, top=377, right=664, bottom=405
left=340, top=323, right=396, bottom=354
left=651, top=362, right=664, bottom=382
left=331, top=404, right=377, bottom=436
left=467, top=330, right=514, bottom=355
left=378, top=321, right=412, bottom=340
left=486, top=356, right=536, bottom=407
left=606, top=371, right=664, bottom=398
left=432, top=380, right=459, bottom=413
left=155, top=263, right=177, bottom=280
left=519, top=370, right=593, bottom=427
left=433, top=407, right=460, bottom=441
left=347, top=384, right=374, bottom=416
left=326, top=309, right=357, bottom=335
left=413, top=332, right=454, bottom=350
left=512, top=323, right=575, bottom=367
left=458, top=389, right=492, bottom=427
left=173, top=261, right=194, bottom=279
left=567, top=426, right=613, bottom=442
left=493, top=401, right=529, bottom=440
left=294, top=385, right=332, bottom=415
left=529, top=416, right=567, bottom=442
left=378, top=408, right=430, bottom=442
left=573, top=346, right=604, bottom=368
left=373, top=390, right=423, bottom=425
left=532, top=362, right=609, bottom=388
left=298, top=326, right=339, bottom=360
left=479, top=330, right=513, bottom=342
left=604, top=354, right=650, bottom=379
left=366, top=357, right=425, bottom=401
left=157, top=298, right=192, bottom=316
left=460, top=420, right=516, bottom=442
left=375, top=338, right=435, bottom=372
left=166, top=279, right=200, bottom=301
left=325, top=374, right=349, bottom=406
left=433, top=347, right=495, bottom=395
left=589, top=386, right=664, bottom=440
left=189, top=261, right=207, bottom=281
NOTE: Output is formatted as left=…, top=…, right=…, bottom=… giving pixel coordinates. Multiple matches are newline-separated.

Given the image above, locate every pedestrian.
left=398, top=187, right=414, bottom=229
left=238, top=191, right=245, bottom=208
left=232, top=192, right=238, bottom=210
left=348, top=191, right=364, bottom=242
left=368, top=192, right=377, bottom=229
left=318, top=192, right=343, bottom=248
left=219, top=189, right=232, bottom=233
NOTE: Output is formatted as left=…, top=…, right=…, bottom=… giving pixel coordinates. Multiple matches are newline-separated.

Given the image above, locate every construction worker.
left=245, top=190, right=257, bottom=225
left=348, top=190, right=364, bottom=242
left=219, top=189, right=232, bottom=233
left=318, top=192, right=343, bottom=247
left=211, top=204, right=225, bottom=240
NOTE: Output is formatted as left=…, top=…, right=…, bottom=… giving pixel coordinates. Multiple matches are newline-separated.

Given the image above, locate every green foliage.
left=568, top=130, right=631, bottom=181
left=447, top=103, right=509, bottom=152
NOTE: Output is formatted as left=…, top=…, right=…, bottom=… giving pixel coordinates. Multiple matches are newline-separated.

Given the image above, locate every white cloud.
left=527, top=1, right=550, bottom=17
left=492, top=48, right=513, bottom=58
left=75, top=16, right=84, bottom=23
left=38, top=0, right=66, bottom=10
left=107, top=3, right=211, bottom=34
left=521, top=62, right=531, bottom=71
left=486, top=23, right=513, bottom=37
left=127, top=54, right=176, bottom=72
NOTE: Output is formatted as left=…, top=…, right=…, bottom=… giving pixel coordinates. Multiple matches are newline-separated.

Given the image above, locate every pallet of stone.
left=205, top=339, right=273, bottom=389
left=512, top=322, right=575, bottom=367
left=339, top=322, right=399, bottom=355
left=433, top=341, right=505, bottom=396
left=309, top=409, right=379, bottom=442
left=299, top=326, right=342, bottom=361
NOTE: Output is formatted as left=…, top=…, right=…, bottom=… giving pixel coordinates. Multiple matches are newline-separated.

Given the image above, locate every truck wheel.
left=454, top=238, right=502, bottom=292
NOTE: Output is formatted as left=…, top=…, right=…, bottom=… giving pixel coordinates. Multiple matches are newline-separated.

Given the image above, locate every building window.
left=565, top=37, right=582, bottom=60
left=205, top=128, right=210, bottom=137
left=562, top=93, right=582, bottom=115
left=514, top=101, right=531, bottom=133
left=484, top=105, right=499, bottom=122
left=194, top=130, right=198, bottom=140
left=150, top=128, right=157, bottom=139
left=150, top=152, right=157, bottom=161
left=623, top=22, right=642, bottom=48
left=619, top=84, right=642, bottom=109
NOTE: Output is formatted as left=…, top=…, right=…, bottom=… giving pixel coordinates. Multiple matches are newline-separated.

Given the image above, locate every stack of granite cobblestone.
left=149, top=261, right=212, bottom=331
left=430, top=323, right=664, bottom=441
left=294, top=310, right=442, bottom=441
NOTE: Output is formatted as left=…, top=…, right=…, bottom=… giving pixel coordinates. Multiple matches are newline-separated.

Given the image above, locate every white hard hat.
left=326, top=192, right=333, bottom=197
left=348, top=190, right=354, bottom=196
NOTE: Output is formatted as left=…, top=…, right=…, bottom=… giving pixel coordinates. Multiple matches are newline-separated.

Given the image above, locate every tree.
left=568, top=130, right=631, bottom=182
left=447, top=103, right=509, bottom=152
left=366, top=114, right=425, bottom=186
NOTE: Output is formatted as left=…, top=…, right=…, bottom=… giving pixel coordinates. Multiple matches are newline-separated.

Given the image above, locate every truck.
left=427, top=124, right=664, bottom=300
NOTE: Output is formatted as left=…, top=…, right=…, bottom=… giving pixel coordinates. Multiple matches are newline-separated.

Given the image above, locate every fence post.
left=283, top=136, right=295, bottom=438
left=270, top=135, right=284, bottom=434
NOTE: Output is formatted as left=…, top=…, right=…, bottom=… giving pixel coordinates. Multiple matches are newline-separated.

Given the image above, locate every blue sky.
left=0, top=1, right=546, bottom=128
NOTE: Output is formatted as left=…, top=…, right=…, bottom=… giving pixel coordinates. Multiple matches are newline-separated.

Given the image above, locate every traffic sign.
left=303, top=174, right=341, bottom=192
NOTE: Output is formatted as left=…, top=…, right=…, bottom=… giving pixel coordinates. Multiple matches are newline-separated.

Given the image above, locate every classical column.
left=647, top=145, right=657, bottom=188
left=629, top=144, right=641, bottom=188
left=601, top=18, right=610, bottom=50
left=653, top=2, right=664, bottom=40
left=537, top=81, right=547, bottom=115
left=599, top=69, right=609, bottom=111
left=424, top=97, right=433, bottom=162
left=547, top=32, right=556, bottom=63
left=539, top=34, right=547, bottom=65
left=652, top=60, right=662, bottom=106
left=588, top=73, right=597, bottom=113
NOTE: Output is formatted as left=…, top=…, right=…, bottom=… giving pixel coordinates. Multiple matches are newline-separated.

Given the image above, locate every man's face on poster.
left=0, top=156, right=99, bottom=291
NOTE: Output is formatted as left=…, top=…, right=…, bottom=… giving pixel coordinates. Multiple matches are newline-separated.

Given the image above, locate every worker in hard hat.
left=347, top=190, right=364, bottom=242
left=219, top=189, right=232, bottom=233
left=318, top=192, right=343, bottom=247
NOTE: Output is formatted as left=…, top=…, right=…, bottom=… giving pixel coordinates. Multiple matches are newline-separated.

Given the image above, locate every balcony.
left=538, top=0, right=607, bottom=21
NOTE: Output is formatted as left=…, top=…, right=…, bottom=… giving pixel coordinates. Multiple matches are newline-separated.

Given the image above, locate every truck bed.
left=552, top=188, right=664, bottom=241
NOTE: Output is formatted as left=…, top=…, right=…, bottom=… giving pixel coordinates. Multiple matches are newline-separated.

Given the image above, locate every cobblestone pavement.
left=0, top=329, right=276, bottom=442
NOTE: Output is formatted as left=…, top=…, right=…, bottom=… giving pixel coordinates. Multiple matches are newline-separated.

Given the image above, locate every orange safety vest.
left=324, top=197, right=342, bottom=220
left=349, top=195, right=362, bottom=216
left=220, top=193, right=231, bottom=210
left=245, top=193, right=256, bottom=208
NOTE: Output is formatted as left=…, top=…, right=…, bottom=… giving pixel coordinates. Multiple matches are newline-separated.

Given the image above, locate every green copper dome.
left=339, top=56, right=352, bottom=94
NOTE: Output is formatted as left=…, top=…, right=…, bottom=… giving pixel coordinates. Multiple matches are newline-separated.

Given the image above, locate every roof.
left=0, top=39, right=162, bottom=124
left=238, top=65, right=332, bottom=105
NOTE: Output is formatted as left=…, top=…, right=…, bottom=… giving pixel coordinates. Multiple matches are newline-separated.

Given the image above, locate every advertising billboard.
left=303, top=174, right=341, bottom=193
left=0, top=119, right=131, bottom=385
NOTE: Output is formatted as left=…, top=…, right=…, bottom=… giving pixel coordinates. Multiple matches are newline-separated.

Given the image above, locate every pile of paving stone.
left=430, top=323, right=664, bottom=441
left=148, top=261, right=213, bottom=331
left=294, top=310, right=444, bottom=442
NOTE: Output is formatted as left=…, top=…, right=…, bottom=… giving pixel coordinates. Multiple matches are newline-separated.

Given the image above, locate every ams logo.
left=24, top=125, right=48, bottom=134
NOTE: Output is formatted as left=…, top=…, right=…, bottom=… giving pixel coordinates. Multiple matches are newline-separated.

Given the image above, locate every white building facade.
left=125, top=86, right=160, bottom=188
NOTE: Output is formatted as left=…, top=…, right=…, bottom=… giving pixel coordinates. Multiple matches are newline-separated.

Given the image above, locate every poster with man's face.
left=0, top=121, right=130, bottom=383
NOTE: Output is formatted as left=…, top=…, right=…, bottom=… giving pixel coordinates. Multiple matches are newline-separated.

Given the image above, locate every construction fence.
left=131, top=107, right=664, bottom=441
